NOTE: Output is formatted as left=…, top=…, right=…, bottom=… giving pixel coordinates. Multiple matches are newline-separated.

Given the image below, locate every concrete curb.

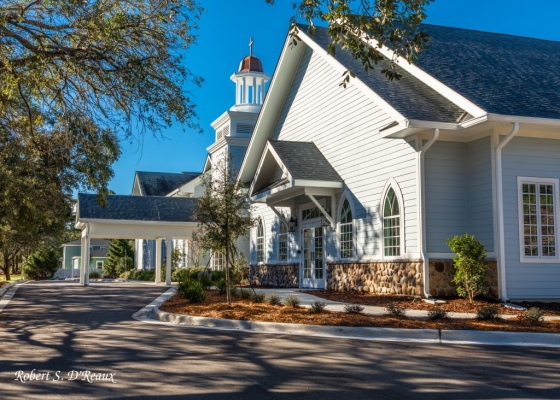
left=134, top=288, right=560, bottom=347
left=0, top=281, right=26, bottom=313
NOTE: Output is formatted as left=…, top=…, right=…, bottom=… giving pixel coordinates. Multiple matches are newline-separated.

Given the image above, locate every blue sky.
left=106, top=0, right=560, bottom=195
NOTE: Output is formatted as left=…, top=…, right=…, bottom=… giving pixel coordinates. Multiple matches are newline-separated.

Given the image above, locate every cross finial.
left=249, top=37, right=254, bottom=57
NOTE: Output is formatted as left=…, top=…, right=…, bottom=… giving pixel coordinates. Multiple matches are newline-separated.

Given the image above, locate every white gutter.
left=495, top=122, right=520, bottom=302
left=418, top=129, right=440, bottom=298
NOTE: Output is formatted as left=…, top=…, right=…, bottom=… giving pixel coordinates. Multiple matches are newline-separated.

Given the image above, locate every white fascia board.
left=248, top=142, right=292, bottom=197
left=238, top=34, right=306, bottom=184
left=365, top=39, right=486, bottom=119
left=78, top=218, right=198, bottom=227
left=487, top=113, right=560, bottom=127
left=203, top=154, right=212, bottom=173
left=407, top=119, right=461, bottom=130
left=210, top=111, right=231, bottom=129
left=294, top=180, right=344, bottom=189
left=297, top=29, right=405, bottom=123
left=206, top=138, right=227, bottom=153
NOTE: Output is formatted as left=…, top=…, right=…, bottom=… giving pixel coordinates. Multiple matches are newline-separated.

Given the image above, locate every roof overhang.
left=75, top=219, right=198, bottom=240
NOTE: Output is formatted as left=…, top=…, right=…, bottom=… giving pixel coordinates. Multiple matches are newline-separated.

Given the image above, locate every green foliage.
left=251, top=291, right=266, bottom=303
left=477, top=305, right=500, bottom=321
left=104, top=239, right=134, bottom=278
left=309, top=301, right=327, bottom=313
left=177, top=280, right=206, bottom=303
left=428, top=308, right=448, bottom=321
left=446, top=234, right=488, bottom=303
left=172, top=268, right=191, bottom=283
left=89, top=271, right=101, bottom=279
left=211, top=270, right=226, bottom=283
left=122, top=270, right=154, bottom=281
left=344, top=304, right=365, bottom=314
left=284, top=294, right=301, bottom=308
left=283, top=1, right=431, bottom=84
left=265, top=293, right=282, bottom=306
left=521, top=307, right=544, bottom=325
left=216, top=278, right=227, bottom=295
left=385, top=302, right=406, bottom=317
left=233, top=288, right=252, bottom=300
left=22, top=247, right=59, bottom=280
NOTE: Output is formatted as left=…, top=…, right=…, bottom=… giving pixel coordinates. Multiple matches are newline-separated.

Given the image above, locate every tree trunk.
left=3, top=252, right=11, bottom=281
left=225, top=244, right=231, bottom=305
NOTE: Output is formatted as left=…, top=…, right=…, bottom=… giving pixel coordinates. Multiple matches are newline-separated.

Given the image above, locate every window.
left=383, top=187, right=401, bottom=257
left=96, top=261, right=104, bottom=269
left=278, top=221, right=288, bottom=262
left=212, top=251, right=226, bottom=271
left=257, top=219, right=264, bottom=263
left=340, top=198, right=353, bottom=258
left=519, top=178, right=558, bottom=260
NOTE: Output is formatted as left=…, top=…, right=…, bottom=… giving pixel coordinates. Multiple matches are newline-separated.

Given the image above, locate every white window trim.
left=517, top=176, right=559, bottom=263
left=381, top=179, right=405, bottom=260
left=277, top=219, right=289, bottom=263
left=96, top=261, right=104, bottom=269
left=256, top=218, right=266, bottom=265
left=337, top=193, right=357, bottom=261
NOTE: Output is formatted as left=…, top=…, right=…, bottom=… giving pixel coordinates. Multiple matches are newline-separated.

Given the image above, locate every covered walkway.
left=75, top=193, right=198, bottom=286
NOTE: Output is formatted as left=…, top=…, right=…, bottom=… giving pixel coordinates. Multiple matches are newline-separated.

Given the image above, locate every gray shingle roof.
left=78, top=193, right=198, bottom=223
left=63, top=239, right=110, bottom=246
left=300, top=24, right=465, bottom=123
left=301, top=24, right=560, bottom=121
left=268, top=140, right=342, bottom=182
left=135, top=171, right=200, bottom=196
left=90, top=248, right=109, bottom=258
left=416, top=25, right=560, bottom=119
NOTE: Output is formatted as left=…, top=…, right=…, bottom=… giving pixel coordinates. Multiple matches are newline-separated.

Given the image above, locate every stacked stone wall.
left=326, top=261, right=423, bottom=296
left=429, top=260, right=498, bottom=299
left=250, top=264, right=299, bottom=288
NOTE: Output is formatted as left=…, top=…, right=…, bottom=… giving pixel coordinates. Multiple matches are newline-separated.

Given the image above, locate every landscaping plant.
left=266, top=293, right=282, bottom=306
left=385, top=302, right=407, bottom=317
left=177, top=280, right=206, bottom=303
left=521, top=307, right=544, bottom=325
left=477, top=305, right=500, bottom=321
left=344, top=304, right=365, bottom=314
left=284, top=294, right=301, bottom=308
left=446, top=234, right=488, bottom=303
left=89, top=271, right=101, bottom=279
left=428, top=308, right=448, bottom=320
left=251, top=291, right=266, bottom=303
left=22, top=247, right=59, bottom=280
left=309, top=301, right=327, bottom=313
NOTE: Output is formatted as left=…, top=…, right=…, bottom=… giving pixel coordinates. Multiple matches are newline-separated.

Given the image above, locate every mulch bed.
left=160, top=291, right=560, bottom=334
left=301, top=290, right=560, bottom=316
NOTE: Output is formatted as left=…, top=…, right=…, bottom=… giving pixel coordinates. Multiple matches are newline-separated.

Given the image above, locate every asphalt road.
left=1, top=281, right=559, bottom=400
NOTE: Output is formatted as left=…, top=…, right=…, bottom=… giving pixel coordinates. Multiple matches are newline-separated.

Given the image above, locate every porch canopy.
left=75, top=193, right=198, bottom=286
left=248, top=140, right=343, bottom=225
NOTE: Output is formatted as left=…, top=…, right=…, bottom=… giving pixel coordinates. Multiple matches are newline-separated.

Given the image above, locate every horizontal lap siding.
left=425, top=141, right=467, bottom=252
left=271, top=47, right=418, bottom=259
left=229, top=145, right=247, bottom=177
left=503, top=137, right=560, bottom=299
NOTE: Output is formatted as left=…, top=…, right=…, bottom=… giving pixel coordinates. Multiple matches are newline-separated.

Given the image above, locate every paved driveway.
left=1, top=281, right=559, bottom=399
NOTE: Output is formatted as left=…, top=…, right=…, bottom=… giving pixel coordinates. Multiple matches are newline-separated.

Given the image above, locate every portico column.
left=81, top=226, right=90, bottom=286
left=155, top=238, right=162, bottom=284
left=166, top=236, right=172, bottom=285
left=80, top=234, right=86, bottom=285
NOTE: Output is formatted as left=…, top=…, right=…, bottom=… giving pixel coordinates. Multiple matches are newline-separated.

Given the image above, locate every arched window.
left=383, top=187, right=401, bottom=256
left=340, top=198, right=354, bottom=258
left=257, top=219, right=264, bottom=263
left=278, top=221, right=288, bottom=262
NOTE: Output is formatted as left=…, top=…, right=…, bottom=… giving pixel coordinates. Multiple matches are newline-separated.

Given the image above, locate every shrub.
left=309, top=301, right=327, bottom=313
left=127, top=270, right=155, bottom=281
left=172, top=268, right=191, bottom=283
left=385, top=302, right=406, bottom=317
left=215, top=278, right=227, bottom=295
left=199, top=276, right=213, bottom=290
left=284, top=294, right=301, bottom=308
left=521, top=307, right=544, bottom=325
left=266, top=293, right=282, bottom=306
left=89, top=271, right=101, bottom=279
left=211, top=270, right=225, bottom=283
left=177, top=280, right=206, bottom=303
left=477, top=305, right=500, bottom=320
left=23, top=247, right=59, bottom=280
left=233, top=287, right=252, bottom=300
left=119, top=271, right=131, bottom=279
left=446, top=234, right=488, bottom=303
left=188, top=266, right=207, bottom=280
left=428, top=308, right=448, bottom=321
left=251, top=291, right=266, bottom=303
left=344, top=304, right=365, bottom=314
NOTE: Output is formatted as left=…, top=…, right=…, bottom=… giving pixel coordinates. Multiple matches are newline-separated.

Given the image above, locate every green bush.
left=188, top=266, right=207, bottom=280
left=309, top=301, right=327, bottom=313
left=521, top=307, right=544, bottom=325
left=284, top=294, right=301, bottom=308
left=215, top=278, right=227, bottom=295
left=385, top=302, right=406, bottom=317
left=446, top=234, right=488, bottom=303
left=477, top=305, right=500, bottom=320
left=211, top=270, right=225, bottom=283
left=251, top=291, right=266, bottom=303
left=23, top=247, right=59, bottom=280
left=177, top=280, right=206, bottom=303
left=344, top=304, right=365, bottom=314
left=172, top=268, right=190, bottom=283
left=89, top=271, right=101, bottom=279
left=199, top=276, right=213, bottom=290
left=119, top=271, right=131, bottom=279
left=126, top=270, right=155, bottom=281
left=266, top=293, right=282, bottom=306
left=233, top=288, right=252, bottom=300
left=428, top=308, right=448, bottom=321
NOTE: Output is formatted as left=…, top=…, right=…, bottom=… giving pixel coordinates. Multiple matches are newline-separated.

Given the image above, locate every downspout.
left=418, top=129, right=440, bottom=298
left=495, top=122, right=520, bottom=302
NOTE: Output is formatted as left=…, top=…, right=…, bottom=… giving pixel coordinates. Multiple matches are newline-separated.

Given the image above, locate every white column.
left=242, top=77, right=246, bottom=103
left=83, top=228, right=90, bottom=286
left=155, top=238, right=162, bottom=284
left=80, top=234, right=86, bottom=285
left=166, top=236, right=172, bottom=285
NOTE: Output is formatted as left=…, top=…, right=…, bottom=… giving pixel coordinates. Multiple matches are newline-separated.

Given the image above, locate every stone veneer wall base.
left=250, top=264, right=299, bottom=288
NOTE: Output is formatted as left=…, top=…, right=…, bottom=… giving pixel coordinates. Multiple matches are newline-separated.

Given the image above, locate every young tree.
left=104, top=239, right=134, bottom=278
left=23, top=246, right=59, bottom=280
left=195, top=156, right=254, bottom=304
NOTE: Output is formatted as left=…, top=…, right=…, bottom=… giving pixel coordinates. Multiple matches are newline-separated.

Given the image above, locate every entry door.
left=302, top=225, right=325, bottom=289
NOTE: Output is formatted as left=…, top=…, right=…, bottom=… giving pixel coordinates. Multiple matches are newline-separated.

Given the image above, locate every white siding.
left=502, top=136, right=560, bottom=299
left=269, top=46, right=418, bottom=258
left=229, top=145, right=247, bottom=177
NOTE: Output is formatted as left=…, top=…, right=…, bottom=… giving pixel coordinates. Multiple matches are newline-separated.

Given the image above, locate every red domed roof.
left=238, top=56, right=263, bottom=72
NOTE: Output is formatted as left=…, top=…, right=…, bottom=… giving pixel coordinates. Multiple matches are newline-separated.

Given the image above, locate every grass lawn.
left=160, top=290, right=560, bottom=334
left=0, top=275, right=23, bottom=288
